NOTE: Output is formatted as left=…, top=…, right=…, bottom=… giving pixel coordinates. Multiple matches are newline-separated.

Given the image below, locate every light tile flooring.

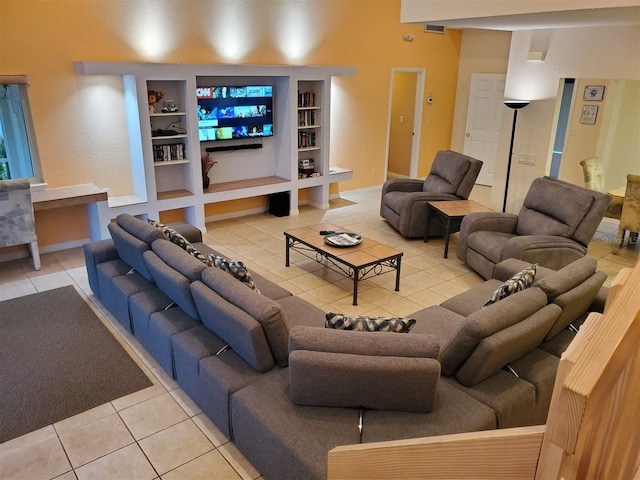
left=0, top=185, right=637, bottom=479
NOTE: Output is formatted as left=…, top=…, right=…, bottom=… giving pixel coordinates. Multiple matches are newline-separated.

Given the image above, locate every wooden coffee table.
left=284, top=223, right=403, bottom=306
left=424, top=200, right=493, bottom=258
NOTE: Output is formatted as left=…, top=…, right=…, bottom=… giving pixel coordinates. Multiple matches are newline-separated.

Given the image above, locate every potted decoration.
left=201, top=154, right=217, bottom=189
left=148, top=90, right=164, bottom=113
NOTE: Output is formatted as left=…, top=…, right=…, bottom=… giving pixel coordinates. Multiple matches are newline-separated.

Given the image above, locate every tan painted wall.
left=0, top=0, right=462, bottom=247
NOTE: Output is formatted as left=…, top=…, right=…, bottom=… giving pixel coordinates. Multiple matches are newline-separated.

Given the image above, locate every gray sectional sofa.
left=84, top=213, right=608, bottom=480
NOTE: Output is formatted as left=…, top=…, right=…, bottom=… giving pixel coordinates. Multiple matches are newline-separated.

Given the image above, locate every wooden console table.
left=424, top=200, right=493, bottom=258
left=31, top=184, right=108, bottom=241
left=31, top=183, right=107, bottom=211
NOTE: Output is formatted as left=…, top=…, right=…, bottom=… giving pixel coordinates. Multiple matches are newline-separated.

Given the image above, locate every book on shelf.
left=298, top=131, right=316, bottom=148
left=297, top=109, right=316, bottom=126
left=297, top=91, right=316, bottom=108
left=153, top=143, right=185, bottom=162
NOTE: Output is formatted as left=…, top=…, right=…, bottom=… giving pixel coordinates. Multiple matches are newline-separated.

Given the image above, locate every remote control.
left=319, top=230, right=335, bottom=235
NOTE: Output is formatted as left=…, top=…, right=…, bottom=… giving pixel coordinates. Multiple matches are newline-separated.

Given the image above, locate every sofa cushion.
left=289, top=326, right=440, bottom=412
left=544, top=270, right=607, bottom=340
left=151, top=239, right=207, bottom=282
left=516, top=178, right=594, bottom=238
left=440, top=287, right=548, bottom=377
left=118, top=214, right=165, bottom=244
left=467, top=231, right=515, bottom=263
left=484, top=264, right=537, bottom=307
left=455, top=303, right=561, bottom=387
left=422, top=152, right=471, bottom=194
left=153, top=221, right=261, bottom=294
left=194, top=266, right=290, bottom=370
left=191, top=279, right=275, bottom=373
left=361, top=380, right=496, bottom=443
left=108, top=222, right=155, bottom=281
left=324, top=313, right=416, bottom=333
left=206, top=254, right=260, bottom=293
left=440, top=280, right=504, bottom=317
left=532, top=256, right=597, bottom=301
left=143, top=239, right=207, bottom=319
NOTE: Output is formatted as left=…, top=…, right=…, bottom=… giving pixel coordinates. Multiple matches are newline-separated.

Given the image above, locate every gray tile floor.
left=0, top=185, right=637, bottom=479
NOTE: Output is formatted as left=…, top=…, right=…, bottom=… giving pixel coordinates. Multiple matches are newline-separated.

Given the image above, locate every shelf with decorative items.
left=297, top=81, right=324, bottom=186
left=147, top=80, right=193, bottom=200
left=73, top=62, right=355, bottom=237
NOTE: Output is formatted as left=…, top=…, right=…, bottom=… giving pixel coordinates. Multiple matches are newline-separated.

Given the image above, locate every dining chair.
left=612, top=173, right=640, bottom=254
left=579, top=157, right=623, bottom=219
left=0, top=179, right=41, bottom=270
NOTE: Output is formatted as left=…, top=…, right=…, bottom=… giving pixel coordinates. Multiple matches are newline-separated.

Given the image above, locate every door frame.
left=384, top=68, right=425, bottom=180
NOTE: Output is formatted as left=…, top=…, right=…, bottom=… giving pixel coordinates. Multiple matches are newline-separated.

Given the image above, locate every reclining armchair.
left=380, top=150, right=483, bottom=238
left=457, top=176, right=610, bottom=279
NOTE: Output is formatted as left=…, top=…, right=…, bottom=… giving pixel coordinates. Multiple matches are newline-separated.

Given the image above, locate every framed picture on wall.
left=580, top=105, right=599, bottom=125
left=584, top=85, right=605, bottom=101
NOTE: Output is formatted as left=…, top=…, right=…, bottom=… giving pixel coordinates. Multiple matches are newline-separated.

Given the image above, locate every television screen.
left=196, top=85, right=273, bottom=141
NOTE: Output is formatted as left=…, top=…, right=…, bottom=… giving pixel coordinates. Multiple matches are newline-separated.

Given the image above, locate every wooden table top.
left=31, top=183, right=107, bottom=211
left=608, top=187, right=626, bottom=200
left=427, top=199, right=493, bottom=218
left=285, top=223, right=402, bottom=268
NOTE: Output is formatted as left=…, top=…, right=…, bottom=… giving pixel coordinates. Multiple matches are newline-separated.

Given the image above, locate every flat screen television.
left=196, top=85, right=273, bottom=141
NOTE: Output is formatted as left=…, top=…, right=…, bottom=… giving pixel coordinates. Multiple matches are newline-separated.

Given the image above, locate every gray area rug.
left=0, top=286, right=153, bottom=443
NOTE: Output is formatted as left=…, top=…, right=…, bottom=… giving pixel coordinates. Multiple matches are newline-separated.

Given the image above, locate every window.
left=0, top=78, right=41, bottom=182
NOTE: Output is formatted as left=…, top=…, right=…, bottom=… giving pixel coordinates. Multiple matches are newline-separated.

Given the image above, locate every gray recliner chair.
left=457, top=176, right=611, bottom=280
left=380, top=150, right=483, bottom=238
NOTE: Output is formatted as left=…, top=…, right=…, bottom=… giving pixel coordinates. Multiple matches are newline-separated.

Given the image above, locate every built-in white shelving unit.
left=74, top=62, right=355, bottom=239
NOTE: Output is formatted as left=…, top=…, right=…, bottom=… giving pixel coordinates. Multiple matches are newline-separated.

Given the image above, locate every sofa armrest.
left=381, top=178, right=425, bottom=196
left=457, top=212, right=518, bottom=263
left=492, top=258, right=542, bottom=282
left=169, top=222, right=203, bottom=243
left=502, top=235, right=587, bottom=270
left=84, top=239, right=119, bottom=297
left=288, top=326, right=440, bottom=412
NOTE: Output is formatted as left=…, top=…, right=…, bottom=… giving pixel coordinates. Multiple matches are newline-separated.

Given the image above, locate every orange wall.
left=0, top=0, right=462, bottom=246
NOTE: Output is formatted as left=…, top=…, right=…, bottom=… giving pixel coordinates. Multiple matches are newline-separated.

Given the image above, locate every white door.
left=463, top=74, right=506, bottom=186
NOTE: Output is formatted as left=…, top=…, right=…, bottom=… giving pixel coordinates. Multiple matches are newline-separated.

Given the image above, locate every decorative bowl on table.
left=323, top=232, right=362, bottom=247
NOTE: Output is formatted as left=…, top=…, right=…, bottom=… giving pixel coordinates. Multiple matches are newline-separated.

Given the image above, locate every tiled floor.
left=0, top=185, right=637, bottom=479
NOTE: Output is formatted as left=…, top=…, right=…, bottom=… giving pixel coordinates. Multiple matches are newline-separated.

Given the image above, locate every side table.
left=424, top=200, right=493, bottom=258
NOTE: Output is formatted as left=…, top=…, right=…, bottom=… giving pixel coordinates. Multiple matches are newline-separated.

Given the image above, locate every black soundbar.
left=205, top=143, right=263, bottom=153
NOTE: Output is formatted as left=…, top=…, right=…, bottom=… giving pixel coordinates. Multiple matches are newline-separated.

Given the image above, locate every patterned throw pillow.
left=206, top=254, right=261, bottom=294
left=484, top=264, right=537, bottom=307
left=148, top=220, right=210, bottom=264
left=147, top=219, right=260, bottom=294
left=325, top=313, right=416, bottom=333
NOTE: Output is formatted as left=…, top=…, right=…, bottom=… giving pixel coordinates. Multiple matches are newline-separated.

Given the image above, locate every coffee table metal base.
left=285, top=228, right=402, bottom=306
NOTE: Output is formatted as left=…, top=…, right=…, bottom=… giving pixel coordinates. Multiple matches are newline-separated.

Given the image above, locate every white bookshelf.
left=74, top=62, right=354, bottom=238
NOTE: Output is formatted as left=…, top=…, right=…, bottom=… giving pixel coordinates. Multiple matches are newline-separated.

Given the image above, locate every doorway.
left=463, top=73, right=506, bottom=186
left=385, top=69, right=424, bottom=180
left=549, top=78, right=575, bottom=179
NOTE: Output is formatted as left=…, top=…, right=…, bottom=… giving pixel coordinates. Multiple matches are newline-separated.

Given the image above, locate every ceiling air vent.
left=424, top=24, right=446, bottom=34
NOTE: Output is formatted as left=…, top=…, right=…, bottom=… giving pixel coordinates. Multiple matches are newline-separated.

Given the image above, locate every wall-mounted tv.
left=196, top=85, right=273, bottom=141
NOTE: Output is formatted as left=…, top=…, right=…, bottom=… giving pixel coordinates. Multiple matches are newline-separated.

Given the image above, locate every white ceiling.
left=406, top=6, right=640, bottom=31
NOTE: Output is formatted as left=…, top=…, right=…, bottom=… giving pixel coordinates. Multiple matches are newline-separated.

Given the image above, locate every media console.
left=74, top=62, right=355, bottom=239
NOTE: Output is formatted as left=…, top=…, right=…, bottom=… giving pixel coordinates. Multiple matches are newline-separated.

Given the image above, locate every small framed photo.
left=584, top=85, right=605, bottom=101
left=580, top=105, right=599, bottom=125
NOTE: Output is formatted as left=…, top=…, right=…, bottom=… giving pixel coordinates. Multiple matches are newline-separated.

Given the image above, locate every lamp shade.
left=504, top=100, right=530, bottom=110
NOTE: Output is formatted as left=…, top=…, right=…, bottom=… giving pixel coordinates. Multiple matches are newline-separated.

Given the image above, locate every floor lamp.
left=502, top=100, right=530, bottom=213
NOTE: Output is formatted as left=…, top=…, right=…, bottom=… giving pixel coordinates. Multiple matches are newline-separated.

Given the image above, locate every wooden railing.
left=328, top=258, right=640, bottom=480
